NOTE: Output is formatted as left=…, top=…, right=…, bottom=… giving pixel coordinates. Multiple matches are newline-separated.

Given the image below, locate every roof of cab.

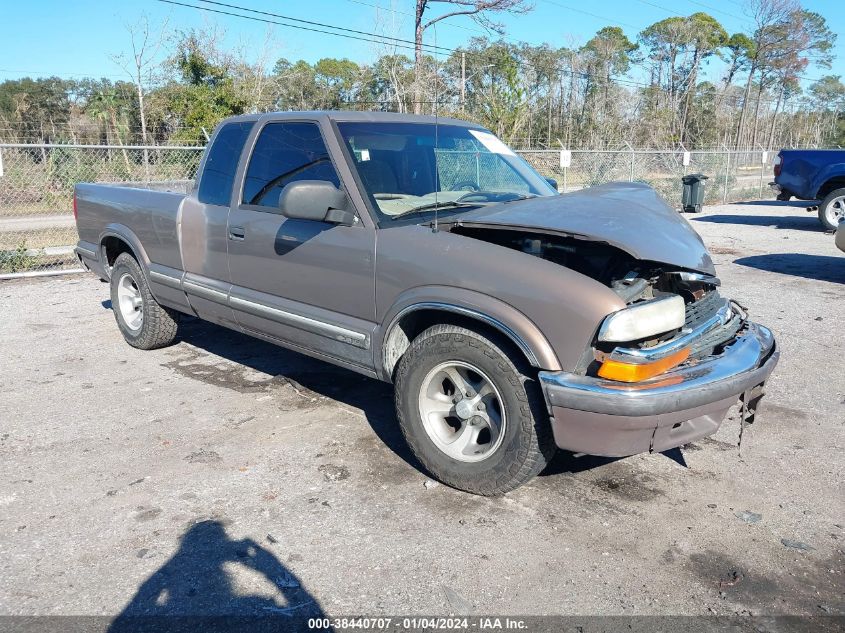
left=221, top=110, right=485, bottom=128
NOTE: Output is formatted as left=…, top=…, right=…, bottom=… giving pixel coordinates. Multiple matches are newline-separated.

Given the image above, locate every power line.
left=622, top=1, right=835, bottom=84
left=681, top=0, right=746, bottom=22
left=155, top=0, right=448, bottom=56
left=541, top=0, right=639, bottom=30
left=2, top=0, right=836, bottom=93
left=161, top=0, right=836, bottom=96
left=161, top=0, right=654, bottom=89
left=148, top=0, right=836, bottom=104
left=337, top=0, right=489, bottom=35
left=633, top=0, right=684, bottom=18
left=193, top=0, right=455, bottom=54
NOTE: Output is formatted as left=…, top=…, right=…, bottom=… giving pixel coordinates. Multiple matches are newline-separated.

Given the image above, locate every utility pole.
left=461, top=52, right=466, bottom=114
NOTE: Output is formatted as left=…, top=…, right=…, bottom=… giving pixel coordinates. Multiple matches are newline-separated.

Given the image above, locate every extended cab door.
left=226, top=119, right=377, bottom=370
left=178, top=120, right=254, bottom=328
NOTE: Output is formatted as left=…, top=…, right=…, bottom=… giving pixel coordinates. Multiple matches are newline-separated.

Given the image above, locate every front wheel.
left=818, top=188, right=845, bottom=231
left=110, top=252, right=179, bottom=350
left=394, top=324, right=556, bottom=495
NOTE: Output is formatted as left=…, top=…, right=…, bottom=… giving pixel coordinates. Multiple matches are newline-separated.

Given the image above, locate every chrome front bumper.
left=538, top=323, right=779, bottom=456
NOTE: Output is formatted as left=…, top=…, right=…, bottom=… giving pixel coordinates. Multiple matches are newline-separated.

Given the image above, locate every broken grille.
left=685, top=291, right=743, bottom=359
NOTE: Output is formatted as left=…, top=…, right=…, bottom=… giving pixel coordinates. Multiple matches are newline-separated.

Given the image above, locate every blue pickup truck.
left=771, top=149, right=845, bottom=230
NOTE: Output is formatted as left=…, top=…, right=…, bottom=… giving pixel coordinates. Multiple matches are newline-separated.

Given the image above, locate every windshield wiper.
left=501, top=193, right=537, bottom=203
left=389, top=200, right=486, bottom=220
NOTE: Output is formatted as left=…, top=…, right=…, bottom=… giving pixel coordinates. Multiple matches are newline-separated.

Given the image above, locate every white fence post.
left=559, top=148, right=571, bottom=193
left=760, top=149, right=768, bottom=198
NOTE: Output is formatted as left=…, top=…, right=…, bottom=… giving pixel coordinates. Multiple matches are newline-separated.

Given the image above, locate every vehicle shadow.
left=174, top=318, right=421, bottom=474
left=690, top=214, right=826, bottom=232
left=539, top=446, right=687, bottom=477
left=540, top=451, right=621, bottom=476
left=108, top=519, right=325, bottom=632
left=172, top=319, right=630, bottom=483
left=731, top=200, right=814, bottom=208
left=734, top=253, right=845, bottom=284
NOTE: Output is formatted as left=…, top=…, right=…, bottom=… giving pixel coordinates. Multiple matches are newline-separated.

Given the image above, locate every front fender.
left=375, top=286, right=561, bottom=380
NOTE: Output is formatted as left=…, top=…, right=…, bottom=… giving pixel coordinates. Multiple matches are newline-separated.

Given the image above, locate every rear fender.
left=811, top=163, right=845, bottom=198
left=99, top=224, right=194, bottom=314
left=99, top=223, right=152, bottom=282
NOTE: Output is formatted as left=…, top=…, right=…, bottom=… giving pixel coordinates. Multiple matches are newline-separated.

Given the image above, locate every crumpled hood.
left=456, top=181, right=716, bottom=275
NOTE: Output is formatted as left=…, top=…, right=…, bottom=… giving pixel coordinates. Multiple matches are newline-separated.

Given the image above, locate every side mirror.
left=545, top=177, right=559, bottom=191
left=278, top=180, right=356, bottom=225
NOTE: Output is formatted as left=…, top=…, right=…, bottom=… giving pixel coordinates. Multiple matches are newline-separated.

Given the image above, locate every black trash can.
left=681, top=173, right=708, bottom=213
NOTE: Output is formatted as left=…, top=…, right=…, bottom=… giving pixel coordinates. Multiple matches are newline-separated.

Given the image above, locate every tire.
left=818, top=188, right=845, bottom=231
left=776, top=191, right=791, bottom=202
left=110, top=252, right=179, bottom=350
left=394, top=324, right=556, bottom=495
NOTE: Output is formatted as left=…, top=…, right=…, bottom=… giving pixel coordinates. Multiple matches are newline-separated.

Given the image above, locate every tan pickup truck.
left=74, top=112, right=779, bottom=495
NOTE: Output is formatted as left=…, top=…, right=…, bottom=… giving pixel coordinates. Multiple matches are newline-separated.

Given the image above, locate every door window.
left=197, top=121, right=254, bottom=206
left=242, top=122, right=341, bottom=210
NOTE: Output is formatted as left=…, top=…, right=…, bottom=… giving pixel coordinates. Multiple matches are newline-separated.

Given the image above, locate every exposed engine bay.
left=449, top=225, right=741, bottom=363
left=450, top=226, right=715, bottom=300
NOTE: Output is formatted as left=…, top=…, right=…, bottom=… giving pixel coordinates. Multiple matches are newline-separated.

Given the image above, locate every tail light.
left=773, top=154, right=782, bottom=177
left=72, top=191, right=78, bottom=221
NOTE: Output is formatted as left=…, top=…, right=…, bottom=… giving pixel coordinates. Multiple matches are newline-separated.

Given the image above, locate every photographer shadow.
left=108, top=520, right=326, bottom=632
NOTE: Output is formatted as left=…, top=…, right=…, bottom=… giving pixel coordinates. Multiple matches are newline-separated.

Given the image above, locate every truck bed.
left=75, top=182, right=187, bottom=272
left=775, top=149, right=845, bottom=200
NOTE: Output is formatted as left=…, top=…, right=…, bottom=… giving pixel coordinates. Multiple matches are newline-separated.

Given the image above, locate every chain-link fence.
left=520, top=148, right=775, bottom=205
left=0, top=143, right=776, bottom=276
left=0, top=144, right=203, bottom=275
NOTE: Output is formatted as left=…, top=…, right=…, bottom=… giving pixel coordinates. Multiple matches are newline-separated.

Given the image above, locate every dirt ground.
left=0, top=200, right=842, bottom=623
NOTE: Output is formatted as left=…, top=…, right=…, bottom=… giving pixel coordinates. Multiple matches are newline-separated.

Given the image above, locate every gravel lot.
left=0, top=200, right=842, bottom=622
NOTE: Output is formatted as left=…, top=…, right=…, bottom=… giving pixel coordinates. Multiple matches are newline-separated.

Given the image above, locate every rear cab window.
left=242, top=122, right=341, bottom=210
left=197, top=121, right=255, bottom=206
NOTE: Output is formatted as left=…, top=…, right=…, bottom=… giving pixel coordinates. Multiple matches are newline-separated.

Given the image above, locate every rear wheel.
left=110, top=253, right=179, bottom=350
left=394, top=324, right=556, bottom=495
left=818, top=188, right=845, bottom=231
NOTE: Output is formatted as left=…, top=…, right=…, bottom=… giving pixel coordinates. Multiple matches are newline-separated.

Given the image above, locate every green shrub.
left=0, top=240, right=35, bottom=273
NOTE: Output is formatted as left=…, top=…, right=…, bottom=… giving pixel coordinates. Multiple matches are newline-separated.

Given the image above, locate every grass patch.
left=0, top=227, right=79, bottom=250
left=0, top=241, right=34, bottom=273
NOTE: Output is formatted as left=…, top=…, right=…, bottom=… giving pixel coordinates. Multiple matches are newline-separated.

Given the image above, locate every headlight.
left=598, top=295, right=685, bottom=343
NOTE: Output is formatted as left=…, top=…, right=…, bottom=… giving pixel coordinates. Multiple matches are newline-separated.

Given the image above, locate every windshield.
left=336, top=121, right=557, bottom=222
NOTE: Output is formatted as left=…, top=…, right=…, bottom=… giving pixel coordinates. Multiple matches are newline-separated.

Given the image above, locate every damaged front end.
left=592, top=272, right=744, bottom=384
left=537, top=249, right=778, bottom=455
left=447, top=224, right=747, bottom=383
left=446, top=222, right=779, bottom=457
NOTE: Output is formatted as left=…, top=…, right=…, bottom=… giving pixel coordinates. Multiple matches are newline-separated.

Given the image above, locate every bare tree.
left=370, top=3, right=415, bottom=112
left=413, top=0, right=531, bottom=113
left=113, top=15, right=169, bottom=173
left=231, top=28, right=278, bottom=112
left=734, top=0, right=796, bottom=149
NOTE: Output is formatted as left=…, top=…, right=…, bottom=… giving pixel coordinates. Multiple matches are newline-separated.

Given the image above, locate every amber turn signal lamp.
left=598, top=347, right=690, bottom=383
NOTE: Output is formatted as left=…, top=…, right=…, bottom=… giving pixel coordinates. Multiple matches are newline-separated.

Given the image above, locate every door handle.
left=228, top=227, right=245, bottom=241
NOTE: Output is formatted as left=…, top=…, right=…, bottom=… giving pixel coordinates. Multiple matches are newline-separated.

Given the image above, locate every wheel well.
left=818, top=177, right=845, bottom=199
left=101, top=236, right=136, bottom=270
left=382, top=308, right=535, bottom=381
